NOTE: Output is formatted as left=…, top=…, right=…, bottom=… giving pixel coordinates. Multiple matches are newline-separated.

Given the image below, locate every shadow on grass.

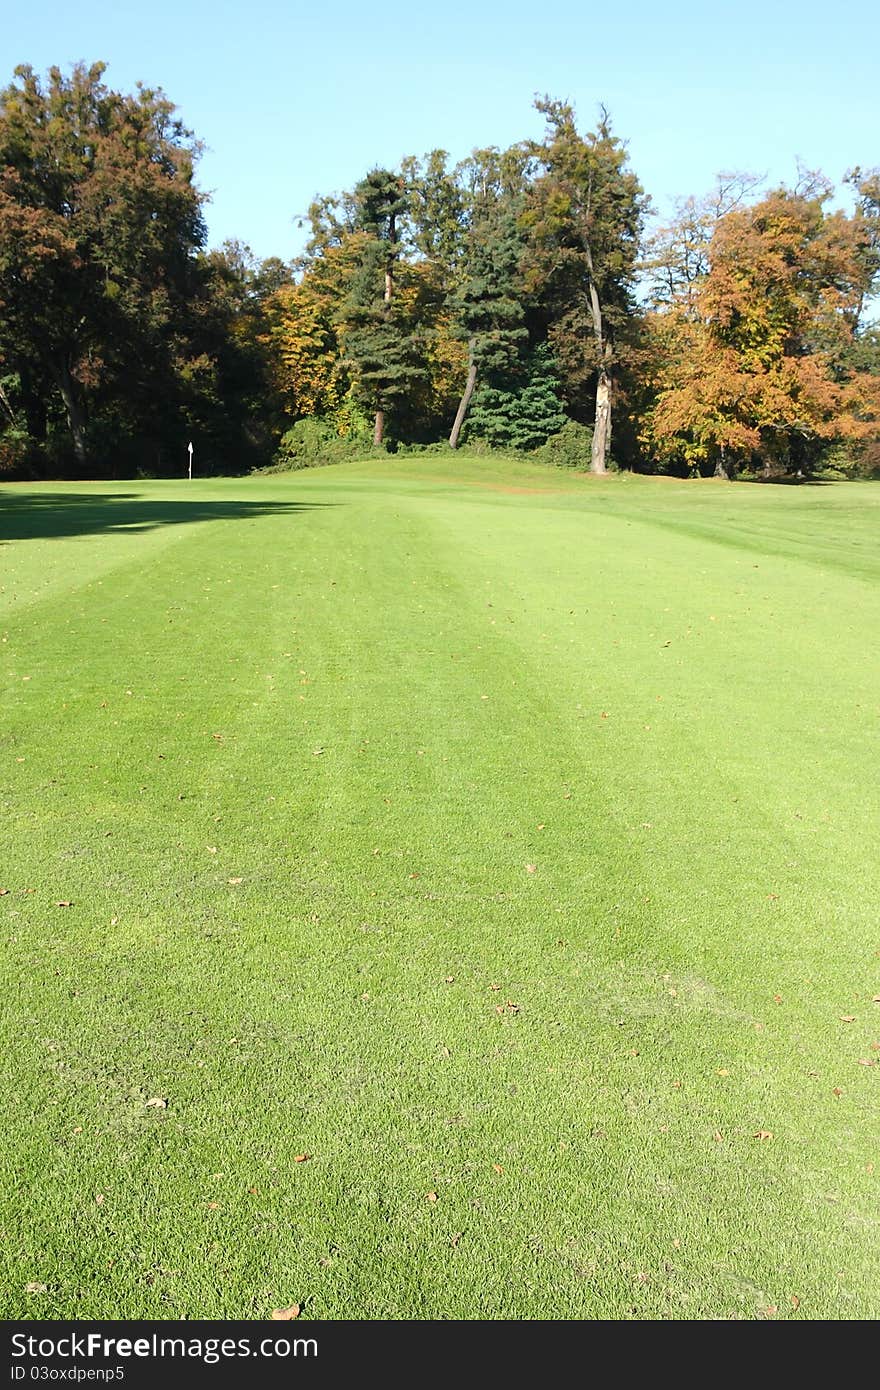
left=0, top=491, right=335, bottom=543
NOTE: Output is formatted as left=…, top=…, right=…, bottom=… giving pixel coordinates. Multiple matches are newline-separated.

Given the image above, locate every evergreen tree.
left=448, top=160, right=531, bottom=448
left=465, top=342, right=566, bottom=450
left=340, top=169, right=425, bottom=445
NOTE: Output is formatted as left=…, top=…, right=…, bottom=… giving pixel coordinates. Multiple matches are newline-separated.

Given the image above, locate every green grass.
left=2, top=455, right=879, bottom=1320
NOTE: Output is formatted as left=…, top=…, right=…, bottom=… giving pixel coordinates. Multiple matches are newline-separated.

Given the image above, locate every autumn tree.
left=0, top=61, right=207, bottom=469
left=642, top=172, right=765, bottom=314
left=641, top=183, right=880, bottom=477
left=264, top=234, right=364, bottom=424
left=521, top=99, right=647, bottom=472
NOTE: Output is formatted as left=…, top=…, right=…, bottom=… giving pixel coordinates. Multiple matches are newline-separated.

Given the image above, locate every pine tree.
left=448, top=184, right=530, bottom=447
left=339, top=169, right=425, bottom=445
left=465, top=343, right=566, bottom=450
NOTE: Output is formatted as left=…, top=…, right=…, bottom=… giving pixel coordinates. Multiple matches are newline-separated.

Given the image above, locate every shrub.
left=816, top=439, right=880, bottom=480
left=270, top=411, right=373, bottom=471
left=0, top=428, right=39, bottom=478
left=530, top=419, right=594, bottom=470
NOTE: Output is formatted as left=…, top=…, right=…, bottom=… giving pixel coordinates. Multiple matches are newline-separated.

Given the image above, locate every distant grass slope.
left=1, top=458, right=879, bottom=1320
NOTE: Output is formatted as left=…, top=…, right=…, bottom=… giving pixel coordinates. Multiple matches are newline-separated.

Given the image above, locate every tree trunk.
left=449, top=339, right=477, bottom=449
left=57, top=361, right=87, bottom=467
left=714, top=445, right=730, bottom=480
left=372, top=225, right=394, bottom=448
left=591, top=367, right=611, bottom=475
left=584, top=247, right=611, bottom=475
left=0, top=378, right=15, bottom=425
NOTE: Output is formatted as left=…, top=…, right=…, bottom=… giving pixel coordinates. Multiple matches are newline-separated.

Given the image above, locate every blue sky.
left=3, top=0, right=878, bottom=262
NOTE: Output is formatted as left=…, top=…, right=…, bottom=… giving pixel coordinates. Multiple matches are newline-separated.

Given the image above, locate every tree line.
left=1, top=62, right=878, bottom=480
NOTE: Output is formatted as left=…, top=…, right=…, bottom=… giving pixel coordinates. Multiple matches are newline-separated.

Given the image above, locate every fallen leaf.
left=95, top=1194, right=104, bottom=1205
left=716, top=1068, right=730, bottom=1076
left=672, top=1238, right=681, bottom=1250
left=490, top=983, right=501, bottom=991
left=56, top=901, right=73, bottom=908
left=425, top=1191, right=438, bottom=1203
left=773, top=993, right=782, bottom=1003
left=857, top=1058, right=876, bottom=1067
left=525, top=864, right=537, bottom=874
left=450, top=1232, right=462, bottom=1248
left=753, top=1130, right=773, bottom=1140
left=872, top=995, right=880, bottom=1004
left=762, top=1306, right=778, bottom=1318
left=791, top=1294, right=800, bottom=1309
left=833, top=1087, right=843, bottom=1097
left=206, top=1202, right=220, bottom=1210
left=206, top=846, right=217, bottom=854
left=0, top=888, right=9, bottom=896
left=144, top=1097, right=167, bottom=1109
left=270, top=1305, right=300, bottom=1320
left=840, top=1015, right=856, bottom=1023
left=293, top=1154, right=311, bottom=1163
left=227, top=877, right=243, bottom=885
left=25, top=1282, right=47, bottom=1293
left=445, top=975, right=455, bottom=983
left=713, top=1131, right=724, bottom=1142
left=492, top=1163, right=504, bottom=1174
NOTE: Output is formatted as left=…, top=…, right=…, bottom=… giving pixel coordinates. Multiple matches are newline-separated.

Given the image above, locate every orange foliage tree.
left=640, top=184, right=880, bottom=476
